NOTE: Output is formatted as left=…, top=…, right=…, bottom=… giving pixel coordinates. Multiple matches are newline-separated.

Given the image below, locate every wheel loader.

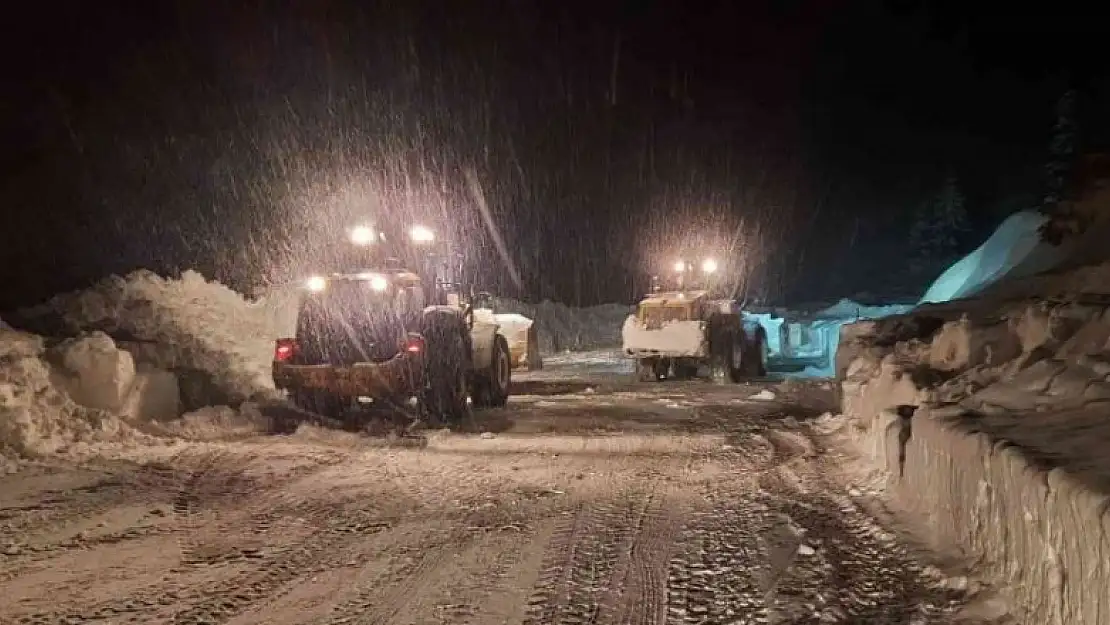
left=621, top=259, right=767, bottom=382
left=271, top=224, right=513, bottom=427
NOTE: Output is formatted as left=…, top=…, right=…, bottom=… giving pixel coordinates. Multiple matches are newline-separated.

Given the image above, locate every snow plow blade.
left=272, top=353, right=424, bottom=398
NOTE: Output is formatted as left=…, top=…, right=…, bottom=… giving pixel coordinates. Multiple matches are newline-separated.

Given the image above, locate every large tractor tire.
left=472, top=334, right=511, bottom=408
left=743, top=327, right=769, bottom=378
left=707, top=313, right=740, bottom=384
left=420, top=312, right=471, bottom=426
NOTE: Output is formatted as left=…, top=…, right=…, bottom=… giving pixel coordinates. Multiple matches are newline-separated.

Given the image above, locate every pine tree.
left=908, top=172, right=969, bottom=280
left=1039, top=88, right=1083, bottom=244
left=1042, top=88, right=1077, bottom=214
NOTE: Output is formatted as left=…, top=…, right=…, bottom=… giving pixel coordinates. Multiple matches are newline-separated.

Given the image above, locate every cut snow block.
left=121, top=367, right=180, bottom=421
left=52, top=332, right=135, bottom=413
left=928, top=317, right=1021, bottom=372
left=861, top=408, right=905, bottom=477
left=1045, top=468, right=1110, bottom=625
left=840, top=356, right=926, bottom=430
left=1055, top=318, right=1110, bottom=361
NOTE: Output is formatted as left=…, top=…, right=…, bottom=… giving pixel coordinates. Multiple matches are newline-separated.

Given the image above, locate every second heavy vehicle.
left=621, top=258, right=767, bottom=382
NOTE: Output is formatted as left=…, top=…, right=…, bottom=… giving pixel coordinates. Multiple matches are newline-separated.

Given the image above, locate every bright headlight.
left=702, top=258, right=718, bottom=274
left=349, top=225, right=376, bottom=246
left=369, top=275, right=389, bottom=291
left=410, top=225, right=435, bottom=243
left=673, top=260, right=687, bottom=273
left=306, top=276, right=327, bottom=292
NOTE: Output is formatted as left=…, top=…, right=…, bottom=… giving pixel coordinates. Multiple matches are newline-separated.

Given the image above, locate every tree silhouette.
left=908, top=172, right=969, bottom=282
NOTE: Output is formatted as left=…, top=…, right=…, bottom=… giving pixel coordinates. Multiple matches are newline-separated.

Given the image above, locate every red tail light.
left=403, top=334, right=425, bottom=354
left=274, top=338, right=297, bottom=362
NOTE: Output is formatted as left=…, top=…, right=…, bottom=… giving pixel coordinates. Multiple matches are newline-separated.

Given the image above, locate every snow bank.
left=620, top=316, right=706, bottom=357
left=490, top=297, right=632, bottom=353
left=18, top=270, right=294, bottom=405
left=921, top=206, right=1110, bottom=305
left=763, top=299, right=913, bottom=379
left=920, top=210, right=1058, bottom=304
left=838, top=297, right=1110, bottom=624
left=0, top=328, right=138, bottom=461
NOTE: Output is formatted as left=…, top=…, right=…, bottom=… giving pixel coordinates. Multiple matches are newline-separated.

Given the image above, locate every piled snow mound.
left=838, top=297, right=1110, bottom=624
left=20, top=270, right=290, bottom=405
left=490, top=297, right=632, bottom=353
left=0, top=328, right=134, bottom=458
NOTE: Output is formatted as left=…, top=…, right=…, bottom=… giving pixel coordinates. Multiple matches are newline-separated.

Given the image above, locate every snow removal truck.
left=271, top=223, right=513, bottom=427
left=622, top=258, right=767, bottom=381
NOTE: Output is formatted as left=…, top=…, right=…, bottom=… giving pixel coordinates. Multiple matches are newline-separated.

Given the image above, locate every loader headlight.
left=356, top=272, right=389, bottom=291
left=673, top=260, right=688, bottom=273
left=701, top=258, right=718, bottom=274
left=409, top=224, right=435, bottom=244
left=306, top=275, right=328, bottom=292
left=349, top=225, right=377, bottom=246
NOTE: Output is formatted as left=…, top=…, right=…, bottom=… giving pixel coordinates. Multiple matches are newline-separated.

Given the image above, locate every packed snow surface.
left=620, top=316, right=706, bottom=357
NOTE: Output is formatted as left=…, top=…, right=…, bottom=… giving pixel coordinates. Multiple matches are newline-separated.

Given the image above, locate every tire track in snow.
left=521, top=485, right=657, bottom=625
left=602, top=485, right=688, bottom=625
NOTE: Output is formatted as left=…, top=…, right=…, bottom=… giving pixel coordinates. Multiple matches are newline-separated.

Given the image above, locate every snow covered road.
left=0, top=358, right=994, bottom=625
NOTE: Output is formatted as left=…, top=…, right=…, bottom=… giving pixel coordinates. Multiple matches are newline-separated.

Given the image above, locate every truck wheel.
left=710, top=333, right=736, bottom=383
left=728, top=333, right=747, bottom=383
left=636, top=357, right=659, bottom=382
left=420, top=321, right=470, bottom=426
left=472, top=335, right=511, bottom=408
left=744, top=328, right=768, bottom=377
left=526, top=325, right=543, bottom=371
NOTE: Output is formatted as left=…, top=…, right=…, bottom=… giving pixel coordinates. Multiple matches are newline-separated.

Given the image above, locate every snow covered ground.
left=1, top=368, right=997, bottom=624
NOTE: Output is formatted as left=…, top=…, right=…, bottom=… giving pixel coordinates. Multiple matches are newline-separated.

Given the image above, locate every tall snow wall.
left=840, top=299, right=1110, bottom=624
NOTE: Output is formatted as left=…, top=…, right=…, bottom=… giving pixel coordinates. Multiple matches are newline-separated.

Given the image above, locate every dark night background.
left=2, top=0, right=1107, bottom=311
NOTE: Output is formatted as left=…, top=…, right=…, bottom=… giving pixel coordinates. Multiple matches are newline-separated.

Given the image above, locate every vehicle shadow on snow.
left=509, top=379, right=599, bottom=396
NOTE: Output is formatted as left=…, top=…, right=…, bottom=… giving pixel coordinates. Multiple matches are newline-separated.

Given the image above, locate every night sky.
left=3, top=1, right=1107, bottom=311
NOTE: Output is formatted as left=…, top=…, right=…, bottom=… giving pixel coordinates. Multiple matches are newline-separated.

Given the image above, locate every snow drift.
left=921, top=206, right=1110, bottom=305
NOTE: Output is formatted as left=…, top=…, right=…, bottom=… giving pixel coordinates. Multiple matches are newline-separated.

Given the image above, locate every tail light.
left=403, top=334, right=425, bottom=354
left=274, top=338, right=297, bottom=362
